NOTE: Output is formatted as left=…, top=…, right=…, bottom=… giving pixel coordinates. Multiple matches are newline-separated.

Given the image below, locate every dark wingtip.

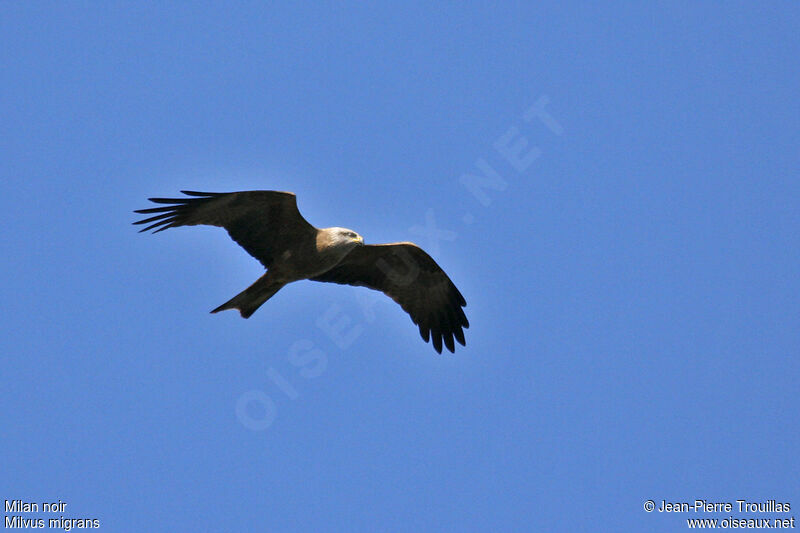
left=432, top=332, right=443, bottom=354
left=133, top=212, right=174, bottom=226
left=181, top=190, right=223, bottom=197
left=152, top=224, right=175, bottom=234
left=454, top=327, right=466, bottom=346
left=443, top=332, right=455, bottom=353
left=135, top=191, right=218, bottom=233
left=147, top=196, right=196, bottom=204
left=419, top=325, right=430, bottom=342
left=134, top=205, right=180, bottom=214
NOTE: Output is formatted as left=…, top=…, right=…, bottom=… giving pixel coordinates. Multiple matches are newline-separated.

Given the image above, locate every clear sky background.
left=2, top=2, right=798, bottom=532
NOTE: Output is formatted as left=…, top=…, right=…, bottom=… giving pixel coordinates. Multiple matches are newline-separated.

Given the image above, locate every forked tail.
left=211, top=274, right=285, bottom=319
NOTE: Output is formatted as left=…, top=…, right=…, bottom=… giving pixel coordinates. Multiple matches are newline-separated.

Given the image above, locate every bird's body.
left=134, top=190, right=468, bottom=353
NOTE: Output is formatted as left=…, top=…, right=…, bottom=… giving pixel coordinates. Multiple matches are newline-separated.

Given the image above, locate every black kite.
left=134, top=191, right=468, bottom=353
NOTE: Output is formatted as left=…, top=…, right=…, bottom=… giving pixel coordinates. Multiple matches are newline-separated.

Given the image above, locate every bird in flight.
left=134, top=190, right=468, bottom=353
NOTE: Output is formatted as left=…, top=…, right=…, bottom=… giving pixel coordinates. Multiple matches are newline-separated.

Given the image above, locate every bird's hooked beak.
left=356, top=235, right=364, bottom=245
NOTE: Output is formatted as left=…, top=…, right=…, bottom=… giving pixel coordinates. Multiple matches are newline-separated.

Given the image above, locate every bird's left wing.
left=311, top=243, right=468, bottom=353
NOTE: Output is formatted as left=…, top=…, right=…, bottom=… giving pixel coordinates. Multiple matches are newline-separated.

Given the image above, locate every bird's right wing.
left=134, top=190, right=317, bottom=267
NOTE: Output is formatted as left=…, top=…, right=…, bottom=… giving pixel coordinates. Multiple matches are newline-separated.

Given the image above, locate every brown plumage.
left=134, top=190, right=468, bottom=353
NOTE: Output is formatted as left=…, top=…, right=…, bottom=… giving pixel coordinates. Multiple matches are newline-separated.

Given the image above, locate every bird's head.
left=328, top=227, right=364, bottom=247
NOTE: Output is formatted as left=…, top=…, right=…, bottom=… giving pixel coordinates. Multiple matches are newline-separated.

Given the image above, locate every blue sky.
left=2, top=2, right=798, bottom=531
